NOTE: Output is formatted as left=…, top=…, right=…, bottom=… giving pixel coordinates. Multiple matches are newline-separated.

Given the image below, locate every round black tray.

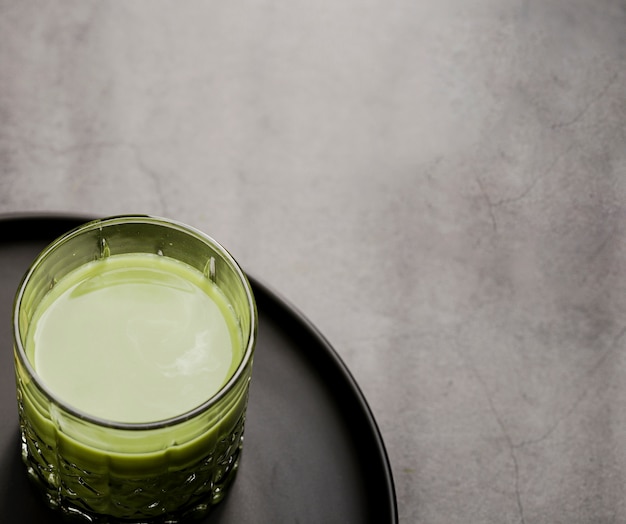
left=0, top=214, right=398, bottom=524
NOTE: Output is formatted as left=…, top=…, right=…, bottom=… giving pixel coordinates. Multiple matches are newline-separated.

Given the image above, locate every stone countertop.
left=1, top=1, right=625, bottom=522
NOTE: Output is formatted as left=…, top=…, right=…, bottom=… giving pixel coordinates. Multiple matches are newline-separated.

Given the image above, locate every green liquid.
left=15, top=220, right=255, bottom=521
left=26, top=253, right=241, bottom=424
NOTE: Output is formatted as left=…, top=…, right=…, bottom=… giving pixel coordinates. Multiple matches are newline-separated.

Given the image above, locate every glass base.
left=20, top=415, right=245, bottom=523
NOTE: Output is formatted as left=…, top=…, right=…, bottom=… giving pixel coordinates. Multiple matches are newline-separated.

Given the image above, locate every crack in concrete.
left=452, top=320, right=626, bottom=523
left=127, top=144, right=169, bottom=216
left=550, top=72, right=619, bottom=130
left=466, top=357, right=526, bottom=524
left=452, top=325, right=527, bottom=524
left=0, top=132, right=168, bottom=214
left=474, top=142, right=576, bottom=231
left=471, top=70, right=620, bottom=224
left=475, top=175, right=498, bottom=233
left=492, top=143, right=576, bottom=209
left=516, top=324, right=626, bottom=449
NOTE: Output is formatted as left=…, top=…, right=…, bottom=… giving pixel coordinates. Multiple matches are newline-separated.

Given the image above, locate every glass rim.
left=12, top=214, right=257, bottom=431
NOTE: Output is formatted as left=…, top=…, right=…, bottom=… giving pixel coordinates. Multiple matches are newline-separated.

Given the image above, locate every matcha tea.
left=14, top=216, right=257, bottom=522
left=26, top=252, right=241, bottom=423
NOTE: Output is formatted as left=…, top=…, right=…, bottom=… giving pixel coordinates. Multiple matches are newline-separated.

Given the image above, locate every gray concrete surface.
left=1, top=1, right=626, bottom=522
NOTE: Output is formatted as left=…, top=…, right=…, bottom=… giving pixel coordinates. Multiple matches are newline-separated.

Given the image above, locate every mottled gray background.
left=1, top=1, right=626, bottom=522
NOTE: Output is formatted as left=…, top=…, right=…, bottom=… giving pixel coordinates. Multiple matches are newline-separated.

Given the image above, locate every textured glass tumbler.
left=13, top=215, right=257, bottom=523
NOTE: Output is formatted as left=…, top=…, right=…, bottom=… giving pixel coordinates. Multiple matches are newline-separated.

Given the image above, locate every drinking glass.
left=13, top=215, right=257, bottom=523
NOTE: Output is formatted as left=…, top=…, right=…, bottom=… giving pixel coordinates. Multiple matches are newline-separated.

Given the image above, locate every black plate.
left=0, top=214, right=398, bottom=524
